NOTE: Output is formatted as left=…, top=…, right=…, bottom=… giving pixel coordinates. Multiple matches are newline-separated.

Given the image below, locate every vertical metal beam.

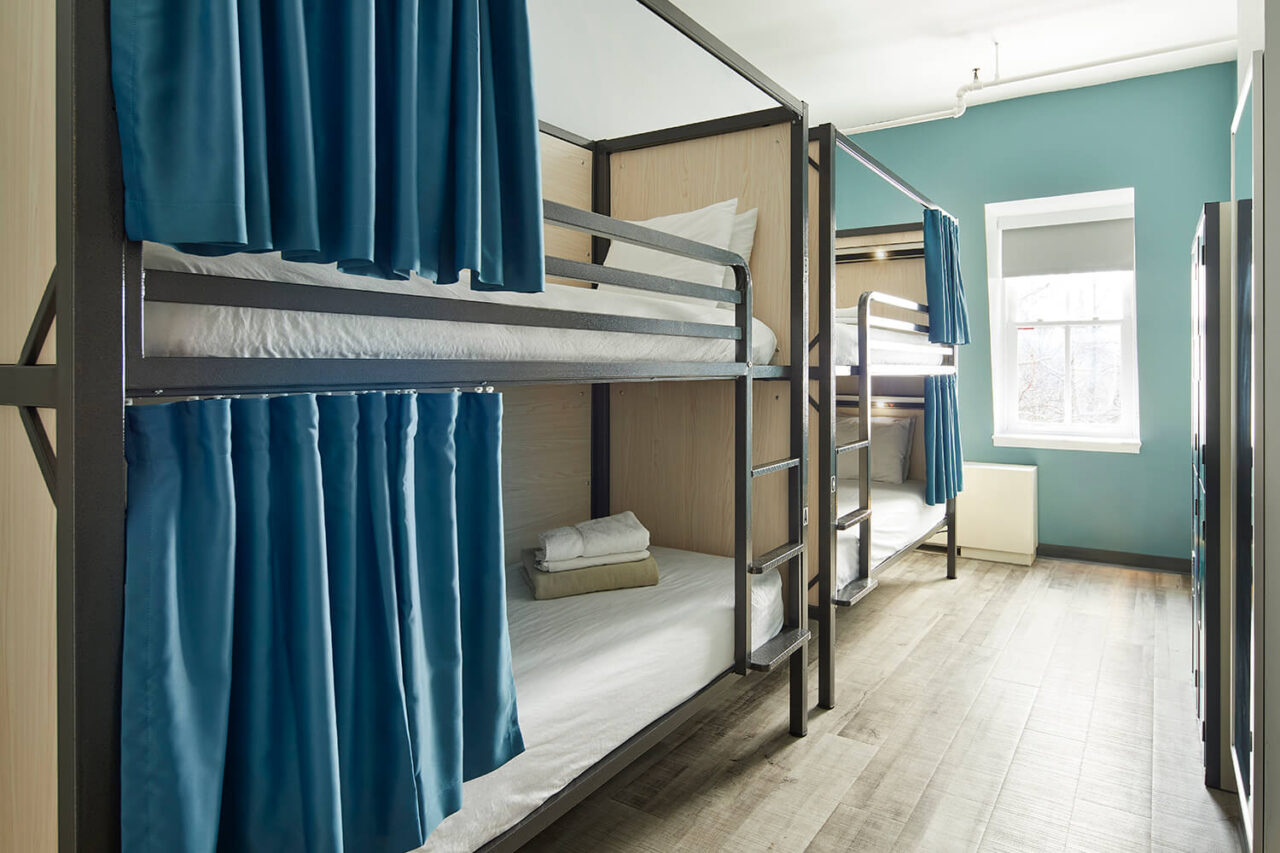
left=590, top=147, right=611, bottom=270
left=946, top=497, right=958, bottom=580
left=857, top=293, right=873, bottom=585
left=57, top=0, right=128, bottom=849
left=590, top=146, right=613, bottom=519
left=815, top=125, right=837, bottom=712
left=1204, top=203, right=1227, bottom=791
left=734, top=260, right=753, bottom=676
left=786, top=108, right=810, bottom=737
left=590, top=384, right=611, bottom=518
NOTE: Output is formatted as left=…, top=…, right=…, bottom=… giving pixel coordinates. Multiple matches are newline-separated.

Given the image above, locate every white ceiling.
left=530, top=0, right=774, bottom=140
left=671, top=0, right=1237, bottom=130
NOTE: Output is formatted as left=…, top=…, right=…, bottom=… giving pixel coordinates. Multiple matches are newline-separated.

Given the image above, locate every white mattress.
left=832, top=322, right=947, bottom=367
left=834, top=479, right=946, bottom=590
left=142, top=244, right=779, bottom=365
left=419, top=546, right=785, bottom=852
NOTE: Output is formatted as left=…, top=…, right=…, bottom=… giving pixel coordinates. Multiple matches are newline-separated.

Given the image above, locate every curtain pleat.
left=923, top=208, right=970, bottom=346
left=122, top=392, right=523, bottom=853
left=922, top=208, right=968, bottom=504
left=923, top=375, right=964, bottom=506
left=110, top=0, right=544, bottom=289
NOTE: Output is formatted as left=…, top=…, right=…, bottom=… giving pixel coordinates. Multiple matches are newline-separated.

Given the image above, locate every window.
left=985, top=189, right=1140, bottom=453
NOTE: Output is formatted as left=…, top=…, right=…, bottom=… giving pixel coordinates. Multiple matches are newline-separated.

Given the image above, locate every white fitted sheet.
left=835, top=479, right=946, bottom=591
left=418, top=546, right=784, bottom=852
left=832, top=322, right=948, bottom=367
left=142, top=244, right=779, bottom=365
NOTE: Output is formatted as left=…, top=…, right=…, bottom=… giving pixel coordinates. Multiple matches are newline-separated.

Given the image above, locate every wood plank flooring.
left=524, top=552, right=1242, bottom=852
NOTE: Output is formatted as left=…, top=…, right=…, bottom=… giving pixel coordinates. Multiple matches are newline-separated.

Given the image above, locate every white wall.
left=1242, top=0, right=1264, bottom=86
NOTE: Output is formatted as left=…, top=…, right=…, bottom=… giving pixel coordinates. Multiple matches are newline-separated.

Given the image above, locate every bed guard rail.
left=141, top=201, right=751, bottom=349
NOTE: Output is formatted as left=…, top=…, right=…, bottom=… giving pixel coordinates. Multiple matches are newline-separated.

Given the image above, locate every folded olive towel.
left=521, top=549, right=659, bottom=600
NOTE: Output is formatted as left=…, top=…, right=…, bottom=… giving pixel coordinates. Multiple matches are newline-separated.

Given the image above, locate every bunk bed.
left=807, top=124, right=963, bottom=711
left=0, top=2, right=811, bottom=851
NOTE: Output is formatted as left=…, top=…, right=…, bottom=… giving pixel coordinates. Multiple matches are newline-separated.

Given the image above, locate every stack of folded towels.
left=522, top=510, right=659, bottom=600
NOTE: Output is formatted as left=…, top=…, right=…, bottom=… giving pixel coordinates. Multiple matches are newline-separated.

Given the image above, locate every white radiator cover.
left=929, top=462, right=1038, bottom=564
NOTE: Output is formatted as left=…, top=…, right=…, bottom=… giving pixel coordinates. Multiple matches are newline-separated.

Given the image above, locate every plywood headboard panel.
left=540, top=132, right=592, bottom=288
left=500, top=385, right=592, bottom=565
left=607, top=122, right=795, bottom=557
left=608, top=122, right=791, bottom=360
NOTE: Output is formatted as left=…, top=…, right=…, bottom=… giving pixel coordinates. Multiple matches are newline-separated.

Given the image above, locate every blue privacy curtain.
left=121, top=391, right=523, bottom=853
left=110, top=0, right=545, bottom=290
left=923, top=208, right=970, bottom=346
left=922, top=208, right=969, bottom=504
left=923, top=375, right=964, bottom=506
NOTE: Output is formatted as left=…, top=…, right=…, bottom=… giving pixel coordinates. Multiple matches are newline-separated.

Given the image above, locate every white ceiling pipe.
left=841, top=37, right=1235, bottom=136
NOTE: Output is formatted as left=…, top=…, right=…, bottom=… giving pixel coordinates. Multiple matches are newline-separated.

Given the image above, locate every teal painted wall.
left=841, top=63, right=1237, bottom=558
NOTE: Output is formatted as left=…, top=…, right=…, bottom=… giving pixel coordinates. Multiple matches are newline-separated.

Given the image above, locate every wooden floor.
left=525, top=552, right=1242, bottom=852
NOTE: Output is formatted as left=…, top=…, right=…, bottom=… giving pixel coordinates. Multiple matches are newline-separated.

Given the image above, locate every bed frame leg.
left=789, top=642, right=808, bottom=736
left=946, top=497, right=957, bottom=579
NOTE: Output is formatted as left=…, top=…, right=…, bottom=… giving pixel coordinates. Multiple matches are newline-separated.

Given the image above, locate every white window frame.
left=985, top=188, right=1141, bottom=454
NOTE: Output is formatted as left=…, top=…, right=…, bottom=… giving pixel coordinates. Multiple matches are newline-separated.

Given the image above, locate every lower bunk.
left=427, top=546, right=785, bottom=852
left=832, top=479, right=948, bottom=601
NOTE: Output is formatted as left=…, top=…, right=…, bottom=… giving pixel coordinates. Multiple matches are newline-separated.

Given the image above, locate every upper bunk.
left=120, top=0, right=811, bottom=400
left=807, top=123, right=959, bottom=381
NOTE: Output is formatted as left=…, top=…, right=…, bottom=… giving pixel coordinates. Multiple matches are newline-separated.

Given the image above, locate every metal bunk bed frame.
left=808, top=123, right=958, bottom=711
left=0, top=2, right=810, bottom=849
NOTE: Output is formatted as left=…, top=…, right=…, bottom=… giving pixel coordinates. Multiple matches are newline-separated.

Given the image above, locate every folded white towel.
left=538, top=511, right=651, bottom=562
left=535, top=549, right=652, bottom=573
left=835, top=306, right=860, bottom=324
left=538, top=525, right=584, bottom=563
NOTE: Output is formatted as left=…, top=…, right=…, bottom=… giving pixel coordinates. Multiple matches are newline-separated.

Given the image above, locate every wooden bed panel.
left=608, top=122, right=794, bottom=558
left=0, top=0, right=57, bottom=847
left=608, top=381, right=790, bottom=558
left=608, top=122, right=791, bottom=357
left=540, top=132, right=593, bottom=288
left=500, top=385, right=592, bottom=565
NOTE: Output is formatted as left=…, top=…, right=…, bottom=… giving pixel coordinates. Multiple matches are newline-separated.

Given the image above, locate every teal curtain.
left=923, top=375, right=963, bottom=505
left=121, top=392, right=523, bottom=853
left=922, top=208, right=970, bottom=346
left=110, top=0, right=545, bottom=290
left=922, top=208, right=968, bottom=503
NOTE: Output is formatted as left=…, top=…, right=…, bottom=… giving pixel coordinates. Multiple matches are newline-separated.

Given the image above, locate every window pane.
left=1016, top=325, right=1065, bottom=424
left=1007, top=271, right=1130, bottom=322
left=1071, top=324, right=1123, bottom=424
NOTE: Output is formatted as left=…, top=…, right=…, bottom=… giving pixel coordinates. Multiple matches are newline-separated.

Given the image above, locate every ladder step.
left=836, top=439, right=869, bottom=455
left=748, top=627, right=810, bottom=672
left=834, top=577, right=879, bottom=607
left=749, top=541, right=805, bottom=574
left=751, top=456, right=801, bottom=478
left=836, top=507, right=871, bottom=531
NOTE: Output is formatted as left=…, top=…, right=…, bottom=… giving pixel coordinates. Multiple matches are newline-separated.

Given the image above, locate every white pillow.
left=720, top=207, right=759, bottom=297
left=601, top=198, right=738, bottom=305
left=835, top=415, right=914, bottom=484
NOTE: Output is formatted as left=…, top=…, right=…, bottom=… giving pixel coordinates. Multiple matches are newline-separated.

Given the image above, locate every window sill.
left=992, top=433, right=1141, bottom=454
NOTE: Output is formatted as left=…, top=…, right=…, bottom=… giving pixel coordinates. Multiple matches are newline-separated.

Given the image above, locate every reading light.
left=873, top=249, right=888, bottom=260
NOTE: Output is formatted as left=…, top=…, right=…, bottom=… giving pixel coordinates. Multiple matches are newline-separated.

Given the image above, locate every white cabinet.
left=929, top=462, right=1038, bottom=564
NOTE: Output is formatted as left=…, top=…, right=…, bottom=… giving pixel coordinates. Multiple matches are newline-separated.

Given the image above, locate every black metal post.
left=590, top=146, right=612, bottom=519
left=815, top=125, right=837, bottom=711
left=734, top=259, right=753, bottom=676
left=58, top=0, right=128, bottom=849
left=857, top=293, right=873, bottom=586
left=946, top=497, right=958, bottom=580
left=786, top=109, right=810, bottom=736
